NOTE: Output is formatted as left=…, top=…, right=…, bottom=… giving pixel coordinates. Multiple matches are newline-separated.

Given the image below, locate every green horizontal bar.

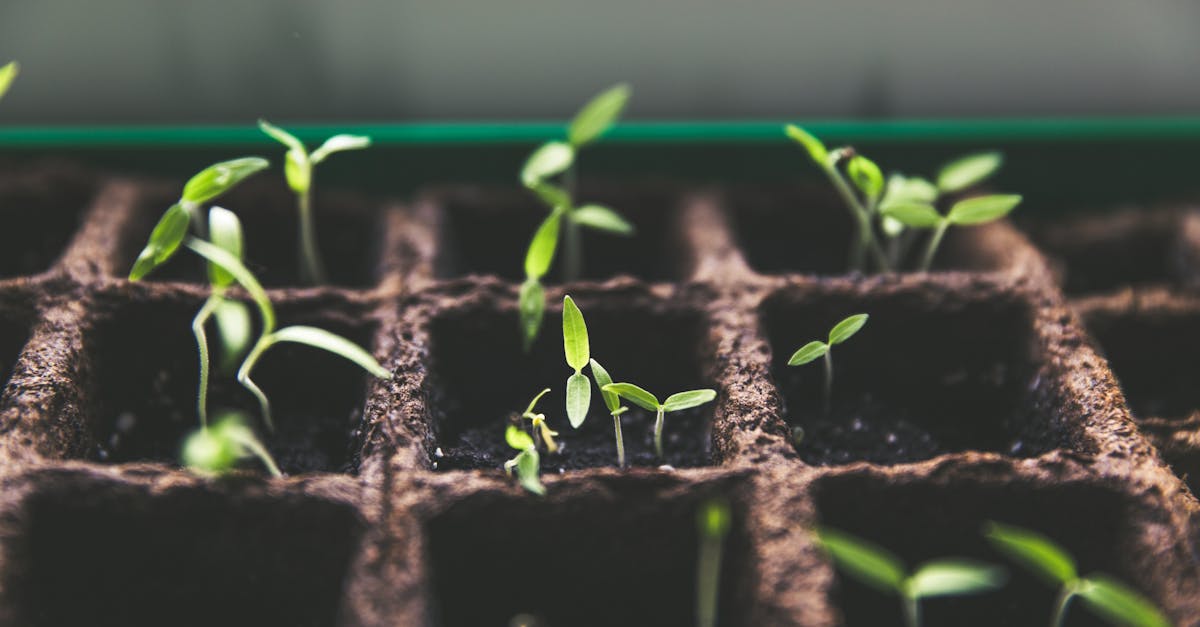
left=0, top=117, right=1199, bottom=148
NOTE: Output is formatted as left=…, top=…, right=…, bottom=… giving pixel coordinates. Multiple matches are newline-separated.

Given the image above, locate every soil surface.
left=0, top=162, right=96, bottom=279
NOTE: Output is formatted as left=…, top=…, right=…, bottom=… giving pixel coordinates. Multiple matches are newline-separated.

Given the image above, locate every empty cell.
left=0, top=165, right=95, bottom=278
left=83, top=295, right=378, bottom=474
left=761, top=287, right=1062, bottom=465
left=814, top=474, right=1158, bottom=627
left=3, top=477, right=362, bottom=627
left=428, top=295, right=715, bottom=471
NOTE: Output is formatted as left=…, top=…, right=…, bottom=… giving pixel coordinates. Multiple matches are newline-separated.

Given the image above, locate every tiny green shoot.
left=589, top=357, right=629, bottom=467
left=519, top=387, right=559, bottom=454
left=602, top=382, right=717, bottom=459
left=182, top=411, right=282, bottom=478
left=504, top=424, right=545, bottom=496
left=562, top=295, right=592, bottom=428
left=787, top=314, right=868, bottom=414
left=985, top=522, right=1170, bottom=627
left=816, top=526, right=1006, bottom=627
left=882, top=194, right=1022, bottom=271
left=696, top=498, right=732, bottom=627
left=0, top=61, right=18, bottom=101
left=259, top=119, right=370, bottom=284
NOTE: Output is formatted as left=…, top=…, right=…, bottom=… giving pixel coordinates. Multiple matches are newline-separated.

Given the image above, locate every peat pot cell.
left=0, top=165, right=95, bottom=278
left=0, top=302, right=33, bottom=397
left=84, top=297, right=377, bottom=474
left=1026, top=210, right=1193, bottom=295
left=4, top=478, right=362, bottom=627
left=761, top=289, right=1057, bottom=465
left=729, top=186, right=1010, bottom=276
left=1083, top=308, right=1200, bottom=421
left=428, top=299, right=714, bottom=471
left=425, top=484, right=749, bottom=627
left=432, top=185, right=684, bottom=282
left=128, top=184, right=382, bottom=288
left=814, top=474, right=1155, bottom=627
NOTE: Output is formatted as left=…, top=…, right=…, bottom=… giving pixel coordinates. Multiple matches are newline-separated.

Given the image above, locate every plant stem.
left=902, top=594, right=920, bottom=627
left=823, top=163, right=890, bottom=273
left=191, top=295, right=222, bottom=429
left=919, top=220, right=951, bottom=272
left=654, top=406, right=666, bottom=459
left=823, top=350, right=833, bottom=415
left=297, top=187, right=327, bottom=285
left=697, top=529, right=724, bottom=627
left=613, top=413, right=626, bottom=468
left=237, top=337, right=275, bottom=432
left=231, top=429, right=283, bottom=478
left=1049, top=585, right=1076, bottom=627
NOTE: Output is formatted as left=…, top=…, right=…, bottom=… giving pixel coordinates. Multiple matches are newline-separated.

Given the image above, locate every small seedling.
left=985, top=522, right=1170, bottom=627
left=519, top=387, right=559, bottom=454
left=882, top=193, right=1022, bottom=271
left=787, top=314, right=868, bottom=413
left=602, top=382, right=716, bottom=459
left=589, top=357, right=629, bottom=467
left=696, top=498, right=732, bottom=627
left=182, top=411, right=282, bottom=478
left=504, top=425, right=545, bottom=496
left=816, top=526, right=1006, bottom=627
left=259, top=120, right=371, bottom=284
left=562, top=295, right=593, bottom=428
left=0, top=61, right=18, bottom=101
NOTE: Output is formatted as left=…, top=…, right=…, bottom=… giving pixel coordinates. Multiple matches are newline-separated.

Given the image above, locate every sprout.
left=589, top=357, right=629, bottom=467
left=787, top=314, right=868, bottom=414
left=816, top=526, right=1006, bottom=627
left=182, top=411, right=282, bottom=478
left=602, top=382, right=716, bottom=459
left=562, top=295, right=593, bottom=428
left=0, top=61, right=18, bottom=101
left=985, top=522, right=1169, bottom=627
left=696, top=498, right=732, bottom=627
left=882, top=194, right=1022, bottom=272
left=519, top=387, right=559, bottom=454
left=504, top=425, right=545, bottom=496
left=259, top=120, right=370, bottom=285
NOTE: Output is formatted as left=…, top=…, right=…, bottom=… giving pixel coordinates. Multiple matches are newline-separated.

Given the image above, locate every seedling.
left=787, top=314, right=868, bottom=413
left=882, top=193, right=1022, bottom=271
left=0, top=61, right=18, bottom=101
left=562, top=295, right=593, bottom=428
left=589, top=357, right=629, bottom=467
left=602, top=382, right=716, bottom=459
left=259, top=120, right=371, bottom=284
left=696, top=498, right=732, bottom=627
left=816, top=526, right=1006, bottom=627
left=519, top=387, right=559, bottom=454
left=984, top=522, right=1169, bottom=627
left=182, top=411, right=282, bottom=478
left=504, top=425, right=545, bottom=496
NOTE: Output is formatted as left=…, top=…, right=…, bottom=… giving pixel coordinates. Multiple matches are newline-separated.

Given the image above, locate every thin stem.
left=1049, top=585, right=1076, bottom=627
left=697, top=533, right=724, bottom=627
left=237, top=337, right=275, bottom=432
left=823, top=350, right=833, bottom=415
left=564, top=211, right=583, bottom=282
left=191, top=294, right=222, bottom=429
left=919, top=220, right=951, bottom=272
left=297, top=187, right=327, bottom=285
left=654, top=406, right=666, bottom=459
left=902, top=594, right=920, bottom=627
left=613, top=413, right=626, bottom=468
left=231, top=430, right=283, bottom=478
left=823, top=163, right=891, bottom=273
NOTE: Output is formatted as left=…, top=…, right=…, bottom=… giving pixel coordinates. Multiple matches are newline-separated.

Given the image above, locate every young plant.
left=787, top=314, right=868, bottom=413
left=504, top=424, right=545, bottom=496
left=696, top=498, right=732, bottom=627
left=602, top=382, right=716, bottom=459
left=519, top=387, right=559, bottom=454
left=984, top=522, right=1169, bottom=627
left=882, top=193, right=1022, bottom=271
left=258, top=120, right=371, bottom=284
left=562, top=295, right=593, bottom=428
left=589, top=357, right=629, bottom=467
left=0, top=61, right=18, bottom=101
left=182, top=410, right=282, bottom=478
left=816, top=526, right=1006, bottom=627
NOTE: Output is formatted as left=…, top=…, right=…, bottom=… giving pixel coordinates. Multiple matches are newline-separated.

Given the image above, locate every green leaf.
left=907, top=559, right=1007, bottom=599
left=568, top=83, right=631, bottom=147
left=283, top=149, right=311, bottom=193
left=589, top=358, right=622, bottom=413
left=258, top=119, right=306, bottom=154
left=311, top=134, right=371, bottom=163
left=937, top=152, right=1003, bottom=193
left=603, top=382, right=659, bottom=411
left=1077, top=576, right=1170, bottom=627
left=268, top=325, right=391, bottom=379
left=184, top=238, right=276, bottom=333
left=571, top=204, right=634, bottom=235
left=785, top=124, right=828, bottom=164
left=181, top=157, right=270, bottom=205
left=881, top=215, right=905, bottom=237
left=847, top=155, right=884, bottom=201
left=697, top=498, right=732, bottom=539
left=206, top=206, right=244, bottom=288
left=506, top=424, right=536, bottom=451
left=881, top=174, right=939, bottom=208
left=182, top=423, right=239, bottom=474
left=662, top=389, right=717, bottom=413
left=882, top=203, right=943, bottom=229
left=0, top=61, right=18, bottom=101
left=816, top=527, right=906, bottom=593
left=515, top=449, right=545, bottom=495
left=566, top=372, right=591, bottom=428
left=525, top=211, right=561, bottom=279
left=787, top=340, right=828, bottom=366
left=983, top=522, right=1077, bottom=585
left=213, top=299, right=252, bottom=369
left=562, top=295, right=590, bottom=371
left=129, top=203, right=190, bottom=280
left=519, top=279, right=545, bottom=351
left=530, top=181, right=571, bottom=210
left=521, top=141, right=575, bottom=187
left=829, top=314, right=869, bottom=345
left=946, top=194, right=1022, bottom=226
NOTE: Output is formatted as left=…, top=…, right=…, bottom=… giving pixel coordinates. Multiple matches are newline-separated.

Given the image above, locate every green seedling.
left=504, top=424, right=545, bottom=496
left=602, top=382, right=717, bottom=459
left=816, top=526, right=1006, bottom=627
left=259, top=120, right=371, bottom=284
left=562, top=295, right=593, bottom=428
left=182, top=411, right=282, bottom=478
left=985, top=522, right=1170, bottom=627
left=696, top=498, right=732, bottom=627
left=0, top=61, right=18, bottom=101
left=882, top=193, right=1022, bottom=271
left=787, top=314, right=868, bottom=414
left=519, top=387, right=559, bottom=454
left=589, top=357, right=629, bottom=467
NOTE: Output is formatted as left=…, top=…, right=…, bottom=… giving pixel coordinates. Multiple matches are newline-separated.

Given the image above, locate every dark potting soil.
left=0, top=163, right=96, bottom=279
left=1084, top=308, right=1200, bottom=422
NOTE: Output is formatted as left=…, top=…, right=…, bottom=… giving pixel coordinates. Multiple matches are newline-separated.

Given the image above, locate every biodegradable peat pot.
left=0, top=164, right=1195, bottom=627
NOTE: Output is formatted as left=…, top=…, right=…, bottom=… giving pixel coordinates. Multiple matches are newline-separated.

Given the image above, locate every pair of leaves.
left=504, top=425, right=545, bottom=496
left=259, top=119, right=370, bottom=193
left=787, top=314, right=868, bottom=366
left=882, top=194, right=1023, bottom=230
left=602, top=382, right=717, bottom=414
left=0, top=61, right=18, bottom=101
left=182, top=412, right=282, bottom=477
left=563, top=296, right=592, bottom=427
